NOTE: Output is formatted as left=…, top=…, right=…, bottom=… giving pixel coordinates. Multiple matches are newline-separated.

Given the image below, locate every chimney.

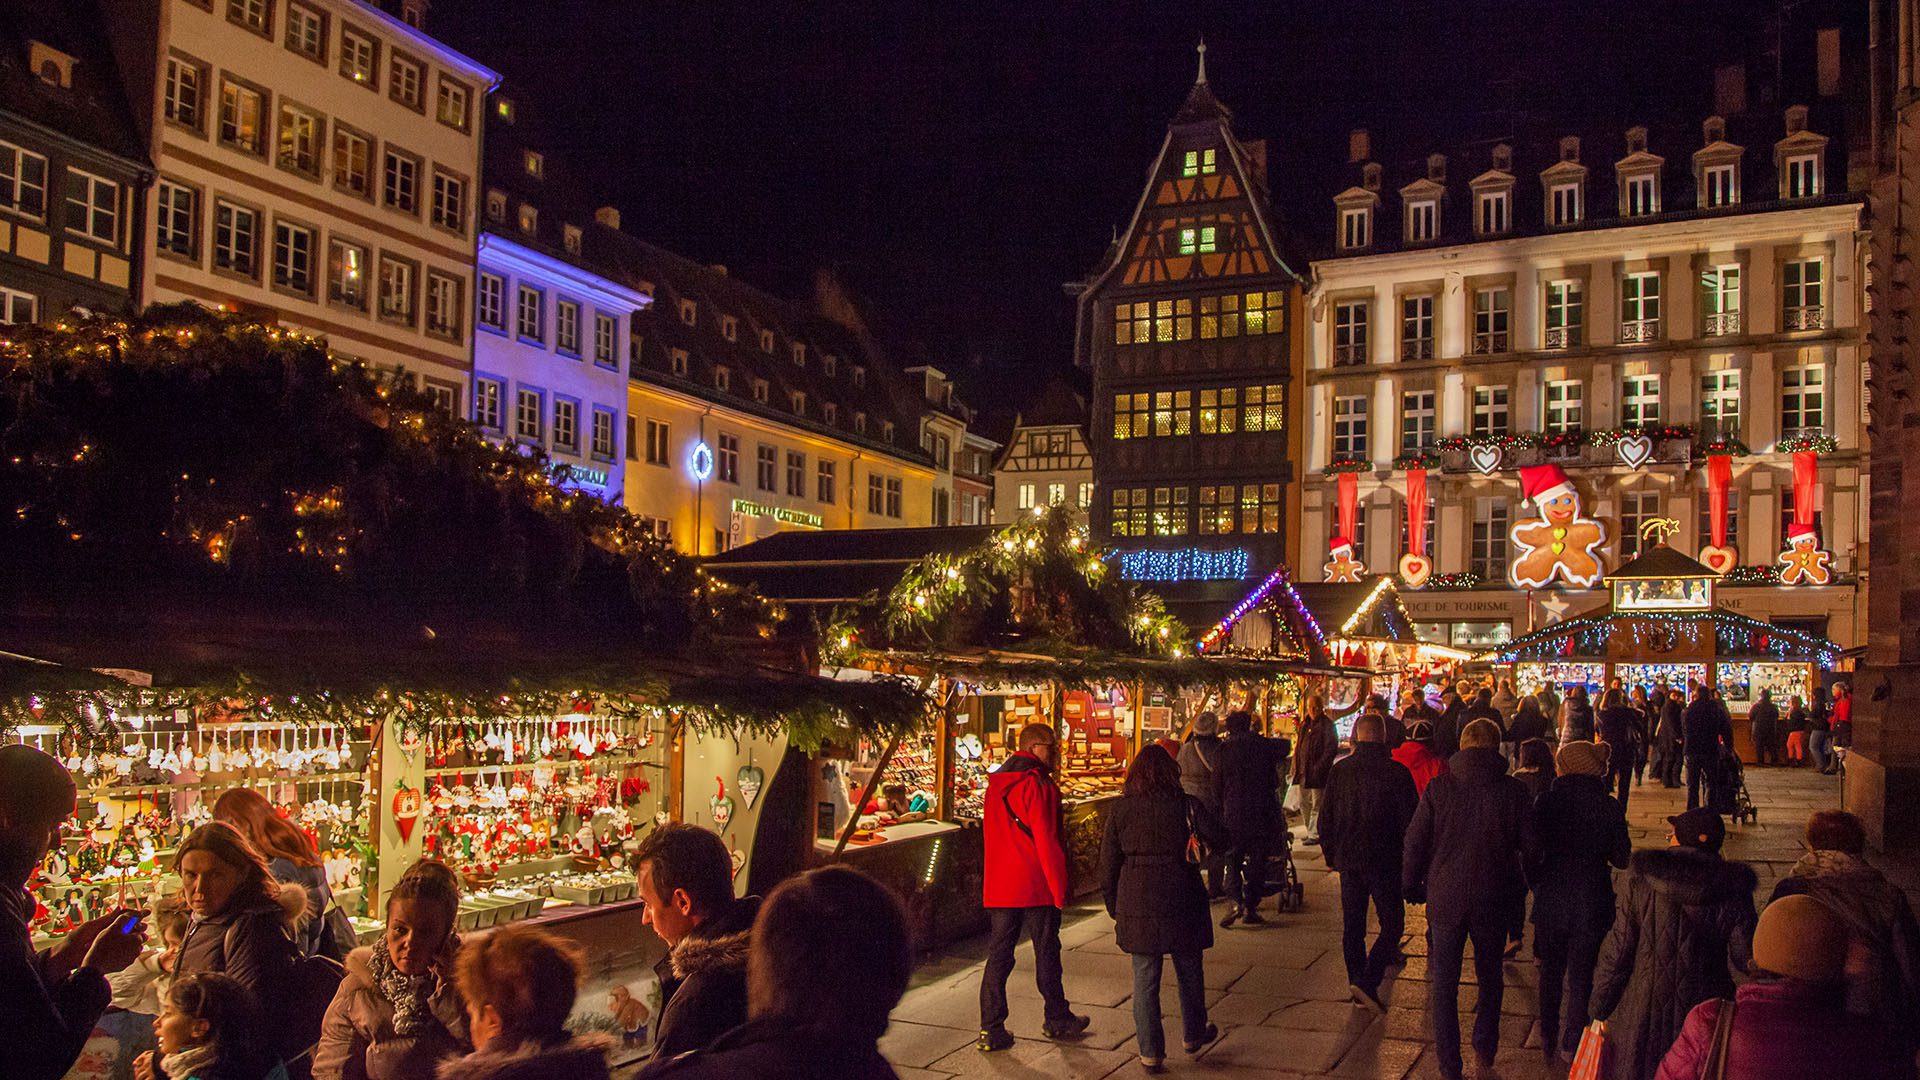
left=399, top=0, right=428, bottom=28
left=594, top=206, right=620, bottom=229
left=1626, top=125, right=1648, bottom=153
left=1714, top=64, right=1747, bottom=116
left=1348, top=128, right=1371, bottom=163
left=1559, top=136, right=1581, bottom=163
left=1785, top=104, right=1809, bottom=134
left=1362, top=162, right=1382, bottom=191
left=1702, top=116, right=1726, bottom=145
left=1427, top=153, right=1446, bottom=182
left=1492, top=143, right=1512, bottom=172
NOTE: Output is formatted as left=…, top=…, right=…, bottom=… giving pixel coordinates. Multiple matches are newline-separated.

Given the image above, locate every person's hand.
left=49, top=910, right=120, bottom=972
left=133, top=1051, right=156, bottom=1080
left=81, top=910, right=148, bottom=973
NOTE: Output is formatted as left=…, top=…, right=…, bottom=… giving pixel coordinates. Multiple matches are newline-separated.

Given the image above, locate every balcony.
left=1470, top=331, right=1509, bottom=355
left=1703, top=311, right=1742, bottom=336
left=1543, top=325, right=1583, bottom=349
left=1619, top=318, right=1662, bottom=343
left=1432, top=434, right=1696, bottom=474
left=1401, top=338, right=1434, bottom=361
left=1783, top=305, right=1826, bottom=331
left=1333, top=343, right=1368, bottom=366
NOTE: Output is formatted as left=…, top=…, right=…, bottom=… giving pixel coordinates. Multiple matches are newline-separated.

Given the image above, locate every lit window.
left=378, top=255, right=417, bottom=324
left=1112, top=392, right=1148, bottom=439
left=1241, top=384, right=1284, bottom=433
left=218, top=79, right=267, bottom=156
left=1151, top=487, right=1190, bottom=536
left=331, top=128, right=372, bottom=197
left=163, top=56, right=205, bottom=132
left=276, top=103, right=321, bottom=176
left=1177, top=226, right=1217, bottom=255
left=339, top=28, right=378, bottom=87
left=1622, top=374, right=1662, bottom=426
left=524, top=150, right=544, bottom=178
left=437, top=77, right=471, bottom=132
left=425, top=271, right=461, bottom=339
left=330, top=239, right=369, bottom=310
left=1110, top=488, right=1148, bottom=538
left=1198, top=387, right=1237, bottom=435
left=1181, top=148, right=1217, bottom=177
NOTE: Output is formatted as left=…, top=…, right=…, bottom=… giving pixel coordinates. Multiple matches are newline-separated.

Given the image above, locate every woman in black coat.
left=1528, top=742, right=1631, bottom=1062
left=1102, top=745, right=1229, bottom=1073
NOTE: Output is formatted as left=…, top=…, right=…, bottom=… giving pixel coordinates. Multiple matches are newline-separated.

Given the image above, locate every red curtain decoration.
left=1405, top=466, right=1429, bottom=555
left=1336, top=471, right=1358, bottom=542
left=1792, top=449, right=1819, bottom=528
left=1707, top=454, right=1732, bottom=547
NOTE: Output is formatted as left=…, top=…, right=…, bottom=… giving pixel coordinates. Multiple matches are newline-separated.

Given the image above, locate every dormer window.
left=29, top=43, right=74, bottom=89
left=824, top=402, right=838, bottom=425
left=678, top=298, right=696, bottom=326
left=853, top=411, right=867, bottom=435
left=1182, top=148, right=1217, bottom=177
left=823, top=354, right=837, bottom=376
left=752, top=379, right=769, bottom=404
left=720, top=315, right=737, bottom=341
left=1339, top=206, right=1371, bottom=250
left=791, top=391, right=806, bottom=414
left=1623, top=173, right=1659, bottom=216
left=1178, top=226, right=1218, bottom=255
left=1406, top=200, right=1438, bottom=242
left=882, top=421, right=894, bottom=443
left=517, top=204, right=537, bottom=234
left=485, top=189, right=506, bottom=222
left=852, top=366, right=866, bottom=388
left=1703, top=164, right=1738, bottom=207
left=670, top=348, right=689, bottom=376
left=714, top=367, right=730, bottom=391
left=562, top=224, right=581, bottom=254
left=1549, top=182, right=1582, bottom=225
left=1785, top=154, right=1821, bottom=198
left=1475, top=189, right=1509, bottom=235
left=759, top=328, right=774, bottom=352
left=790, top=342, right=805, bottom=366
left=523, top=150, right=543, bottom=178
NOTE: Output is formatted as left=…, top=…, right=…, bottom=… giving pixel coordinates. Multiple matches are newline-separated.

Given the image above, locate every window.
left=328, top=238, right=368, bottom=309
left=1470, top=501, right=1510, bottom=581
left=670, top=349, right=688, bottom=376
left=1403, top=499, right=1436, bottom=557
left=331, top=127, right=372, bottom=197
left=1016, top=482, right=1037, bottom=510
left=852, top=412, right=866, bottom=435
left=924, top=430, right=948, bottom=466
left=1544, top=380, right=1584, bottom=434
left=754, top=444, right=776, bottom=491
left=340, top=28, right=378, bottom=87
left=474, top=378, right=504, bottom=430
left=227, top=0, right=269, bottom=33
left=1544, top=279, right=1583, bottom=348
left=1196, top=293, right=1242, bottom=339
left=1700, top=370, right=1741, bottom=437
left=752, top=380, right=769, bottom=404
left=1196, top=486, right=1237, bottom=535
left=1621, top=272, right=1661, bottom=341
left=516, top=204, right=536, bottom=234
left=790, top=341, right=805, bottom=366
left=713, top=367, right=730, bottom=392
left=1107, top=489, right=1142, bottom=537
left=1241, top=484, right=1283, bottom=534
left=1242, top=290, right=1284, bottom=335
left=643, top=420, right=669, bottom=465
left=1077, top=482, right=1093, bottom=508
left=218, top=79, right=267, bottom=155
left=594, top=313, right=617, bottom=367
left=430, top=170, right=466, bottom=232
left=1333, top=395, right=1369, bottom=458
left=515, top=388, right=543, bottom=441
left=1334, top=300, right=1368, bottom=365
left=523, top=151, right=543, bottom=179
left=823, top=402, right=838, bottom=425
left=1152, top=391, right=1192, bottom=437
left=0, top=143, right=46, bottom=219
left=678, top=298, right=696, bottom=326
left=555, top=299, right=580, bottom=355
left=389, top=54, right=424, bottom=110
left=591, top=409, right=615, bottom=460
left=1624, top=173, right=1658, bottom=216
left=212, top=200, right=259, bottom=276
left=1550, top=182, right=1582, bottom=225
left=475, top=272, right=504, bottom=328
left=485, top=189, right=506, bottom=222
left=852, top=366, right=866, bottom=388
left=1242, top=384, right=1284, bottom=433
left=382, top=149, right=419, bottom=214
left=1704, top=164, right=1737, bottom=207
left=786, top=451, right=805, bottom=497
left=1471, top=385, right=1510, bottom=436
left=1388, top=295, right=1434, bottom=363
left=1781, top=365, right=1825, bottom=433
left=1401, top=390, right=1435, bottom=451
left=270, top=220, right=315, bottom=295
left=1702, top=266, right=1741, bottom=335
left=1183, top=387, right=1233, bottom=435
left=882, top=421, right=895, bottom=443
left=822, top=354, right=837, bottom=376
left=154, top=180, right=198, bottom=258
left=163, top=56, right=206, bottom=132
left=1619, top=491, right=1660, bottom=559
left=0, top=287, right=37, bottom=325
left=1406, top=200, right=1437, bottom=242
left=1621, top=374, right=1661, bottom=426
left=1786, top=154, right=1820, bottom=198
left=758, top=329, right=774, bottom=352
left=378, top=255, right=416, bottom=324
left=1340, top=207, right=1370, bottom=249
left=1151, top=487, right=1191, bottom=536
left=552, top=398, right=578, bottom=453
left=425, top=271, right=460, bottom=339
left=717, top=315, right=737, bottom=342
left=1177, top=226, right=1218, bottom=255
left=57, top=169, right=116, bottom=247
left=1181, top=148, right=1217, bottom=176
left=276, top=103, right=321, bottom=176
left=285, top=4, right=325, bottom=61
left=1783, top=259, right=1824, bottom=330
left=867, top=474, right=885, bottom=514
left=1113, top=298, right=1193, bottom=344
left=516, top=285, right=543, bottom=341
left=817, top=461, right=836, bottom=503
left=1112, top=392, right=1148, bottom=439
left=1472, top=287, right=1510, bottom=353
left=1476, top=189, right=1509, bottom=235
left=885, top=477, right=902, bottom=518
left=1698, top=489, right=1741, bottom=551
left=436, top=77, right=471, bottom=131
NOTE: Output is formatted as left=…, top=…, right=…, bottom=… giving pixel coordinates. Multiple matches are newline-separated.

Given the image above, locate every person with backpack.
left=213, top=788, right=345, bottom=960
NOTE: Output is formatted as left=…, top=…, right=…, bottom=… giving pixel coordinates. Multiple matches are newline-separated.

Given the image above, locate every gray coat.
left=1176, top=734, right=1221, bottom=807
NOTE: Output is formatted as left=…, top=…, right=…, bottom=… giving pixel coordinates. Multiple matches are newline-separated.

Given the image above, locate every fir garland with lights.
left=1587, top=424, right=1696, bottom=446
left=1392, top=452, right=1441, bottom=470
left=1323, top=458, right=1373, bottom=475
left=1436, top=432, right=1543, bottom=453
left=1699, top=436, right=1751, bottom=457
left=1721, top=565, right=1785, bottom=585
left=1776, top=432, right=1839, bottom=454
left=1428, top=572, right=1483, bottom=589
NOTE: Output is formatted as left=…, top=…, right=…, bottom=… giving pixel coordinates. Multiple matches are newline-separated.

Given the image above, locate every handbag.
left=1698, top=999, right=1737, bottom=1080
left=1184, top=801, right=1212, bottom=866
left=1568, top=1020, right=1609, bottom=1080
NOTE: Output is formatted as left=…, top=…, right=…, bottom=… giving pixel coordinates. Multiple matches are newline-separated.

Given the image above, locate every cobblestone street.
left=875, top=764, right=1845, bottom=1080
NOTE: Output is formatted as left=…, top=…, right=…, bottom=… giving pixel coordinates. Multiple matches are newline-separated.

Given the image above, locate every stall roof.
left=1194, top=570, right=1421, bottom=663
left=1481, top=601, right=1841, bottom=667
left=836, top=645, right=1367, bottom=693
left=703, top=525, right=996, bottom=603
left=1609, top=544, right=1719, bottom=580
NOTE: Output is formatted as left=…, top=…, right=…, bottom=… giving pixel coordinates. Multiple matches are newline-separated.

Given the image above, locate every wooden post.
left=832, top=735, right=899, bottom=858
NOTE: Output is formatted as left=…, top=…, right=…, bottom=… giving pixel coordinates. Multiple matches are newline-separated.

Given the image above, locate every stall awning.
left=1479, top=603, right=1840, bottom=668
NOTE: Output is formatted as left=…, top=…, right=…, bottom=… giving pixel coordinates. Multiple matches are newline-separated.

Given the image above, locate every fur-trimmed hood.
left=435, top=1035, right=614, bottom=1080
left=1631, top=846, right=1757, bottom=903
left=273, top=880, right=311, bottom=930
left=669, top=896, right=760, bottom=980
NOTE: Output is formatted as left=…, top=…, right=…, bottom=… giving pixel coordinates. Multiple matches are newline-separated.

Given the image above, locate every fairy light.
left=1339, top=576, right=1395, bottom=636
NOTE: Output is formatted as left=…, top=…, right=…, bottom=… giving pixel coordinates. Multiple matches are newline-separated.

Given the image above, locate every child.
left=109, top=897, right=191, bottom=1018
left=132, top=973, right=279, bottom=1080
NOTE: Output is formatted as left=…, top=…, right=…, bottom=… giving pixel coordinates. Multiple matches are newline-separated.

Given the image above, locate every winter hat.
left=1404, top=719, right=1435, bottom=742
left=1191, top=712, right=1220, bottom=736
left=1519, top=463, right=1576, bottom=506
left=1555, top=741, right=1610, bottom=777
left=1787, top=522, right=1819, bottom=547
left=1752, top=895, right=1849, bottom=982
left=1328, top=535, right=1354, bottom=557
left=1669, top=807, right=1727, bottom=852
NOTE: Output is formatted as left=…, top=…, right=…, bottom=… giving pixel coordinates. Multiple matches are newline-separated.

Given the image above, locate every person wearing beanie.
left=1594, top=689, right=1644, bottom=809
left=1527, top=742, right=1631, bottom=1063
left=1176, top=713, right=1227, bottom=900
left=1589, top=808, right=1758, bottom=1080
left=1652, top=896, right=1911, bottom=1080
left=1390, top=720, right=1447, bottom=797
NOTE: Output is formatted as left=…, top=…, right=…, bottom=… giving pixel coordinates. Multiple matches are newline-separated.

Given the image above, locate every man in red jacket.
left=977, top=723, right=1089, bottom=1052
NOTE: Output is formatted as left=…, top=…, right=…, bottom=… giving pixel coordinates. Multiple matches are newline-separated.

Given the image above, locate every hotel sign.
left=731, top=498, right=823, bottom=529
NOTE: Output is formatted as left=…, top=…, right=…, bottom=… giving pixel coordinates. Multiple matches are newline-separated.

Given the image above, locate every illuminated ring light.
left=688, top=441, right=714, bottom=482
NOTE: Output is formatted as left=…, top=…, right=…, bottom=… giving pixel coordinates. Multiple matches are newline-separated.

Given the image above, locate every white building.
left=992, top=378, right=1093, bottom=525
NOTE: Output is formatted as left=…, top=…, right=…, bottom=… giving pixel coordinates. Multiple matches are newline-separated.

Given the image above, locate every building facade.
left=992, top=378, right=1092, bottom=525
left=0, top=2, right=150, bottom=325
left=108, top=0, right=497, bottom=409
left=1304, top=110, right=1867, bottom=648
left=1072, top=54, right=1305, bottom=584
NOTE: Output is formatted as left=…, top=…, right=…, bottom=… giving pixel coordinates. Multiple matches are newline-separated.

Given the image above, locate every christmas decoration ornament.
left=1616, top=433, right=1653, bottom=469
left=1324, top=535, right=1365, bottom=583
left=1509, top=463, right=1606, bottom=589
left=1469, top=444, right=1502, bottom=475
left=391, top=783, right=422, bottom=845
left=708, top=776, right=735, bottom=830
left=1334, top=470, right=1359, bottom=545
left=1699, top=453, right=1737, bottom=573
left=1778, top=523, right=1833, bottom=585
left=1401, top=465, right=1430, bottom=589
left=736, top=764, right=765, bottom=809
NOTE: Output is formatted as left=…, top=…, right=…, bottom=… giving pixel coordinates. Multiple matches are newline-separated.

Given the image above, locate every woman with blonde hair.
left=213, top=787, right=339, bottom=958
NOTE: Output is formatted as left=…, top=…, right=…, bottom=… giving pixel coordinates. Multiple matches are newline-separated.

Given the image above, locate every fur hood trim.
left=670, top=925, right=751, bottom=981
left=1631, top=846, right=1757, bottom=902
left=275, top=880, right=311, bottom=929
left=435, top=1034, right=615, bottom=1080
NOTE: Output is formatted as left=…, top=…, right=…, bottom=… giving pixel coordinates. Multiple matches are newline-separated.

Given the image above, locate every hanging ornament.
left=1509, top=464, right=1607, bottom=589
left=1698, top=453, right=1738, bottom=574
left=1400, top=465, right=1431, bottom=589
left=391, top=782, right=422, bottom=845
left=708, top=776, right=735, bottom=831
left=1469, top=444, right=1503, bottom=475
left=1323, top=535, right=1365, bottom=583
left=1616, top=434, right=1654, bottom=470
left=1335, top=470, right=1359, bottom=542
left=737, top=762, right=765, bottom=809
left=1778, top=523, right=1833, bottom=585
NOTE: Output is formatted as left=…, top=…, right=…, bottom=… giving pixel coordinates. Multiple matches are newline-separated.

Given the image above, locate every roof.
left=1016, top=377, right=1090, bottom=430
left=1484, top=602, right=1840, bottom=665
left=703, top=525, right=996, bottom=603
left=1292, top=580, right=1414, bottom=641
left=0, top=0, right=146, bottom=163
left=1611, top=543, right=1719, bottom=580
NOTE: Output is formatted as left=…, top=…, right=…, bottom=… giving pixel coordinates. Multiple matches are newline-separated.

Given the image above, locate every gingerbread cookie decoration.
left=1323, top=535, right=1366, bottom=583
left=1508, top=464, right=1607, bottom=589
left=1778, top=522, right=1832, bottom=586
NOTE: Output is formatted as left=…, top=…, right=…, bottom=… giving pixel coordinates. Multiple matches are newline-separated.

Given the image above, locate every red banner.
left=1336, top=471, right=1358, bottom=542
left=1405, top=467, right=1428, bottom=554
left=1792, top=449, right=1818, bottom=528
left=1707, top=454, right=1732, bottom=547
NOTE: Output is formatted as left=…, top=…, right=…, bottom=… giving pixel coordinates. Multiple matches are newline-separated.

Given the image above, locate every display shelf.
left=82, top=769, right=369, bottom=797
left=424, top=751, right=660, bottom=779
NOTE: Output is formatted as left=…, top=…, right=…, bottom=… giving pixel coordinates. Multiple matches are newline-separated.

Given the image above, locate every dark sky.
left=426, top=1, right=1790, bottom=428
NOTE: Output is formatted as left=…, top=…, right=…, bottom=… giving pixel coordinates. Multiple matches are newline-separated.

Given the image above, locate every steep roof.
left=1610, top=543, right=1718, bottom=580
left=702, top=525, right=995, bottom=603
left=0, top=0, right=146, bottom=163
left=1015, top=377, right=1089, bottom=430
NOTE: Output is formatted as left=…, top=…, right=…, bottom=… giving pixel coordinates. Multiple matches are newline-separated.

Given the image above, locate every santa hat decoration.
left=1787, top=522, right=1818, bottom=546
left=1328, top=535, right=1354, bottom=557
left=1519, top=463, right=1576, bottom=506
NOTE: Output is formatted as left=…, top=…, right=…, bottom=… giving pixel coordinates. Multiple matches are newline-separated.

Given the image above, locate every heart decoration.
left=728, top=838, right=746, bottom=880
left=1698, top=545, right=1738, bottom=575
left=1617, top=434, right=1654, bottom=470
left=1398, top=553, right=1432, bottom=589
left=391, top=782, right=422, bottom=845
left=1469, top=444, right=1502, bottom=475
left=737, top=764, right=765, bottom=809
left=709, top=776, right=735, bottom=831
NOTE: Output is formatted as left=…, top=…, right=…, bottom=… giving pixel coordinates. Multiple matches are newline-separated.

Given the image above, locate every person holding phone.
left=0, top=744, right=148, bottom=1080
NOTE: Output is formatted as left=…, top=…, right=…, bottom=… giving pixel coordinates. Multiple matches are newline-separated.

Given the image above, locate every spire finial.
left=1196, top=37, right=1208, bottom=85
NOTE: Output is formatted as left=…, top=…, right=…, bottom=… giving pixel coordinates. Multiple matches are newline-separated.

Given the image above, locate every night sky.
left=427, top=1, right=1783, bottom=428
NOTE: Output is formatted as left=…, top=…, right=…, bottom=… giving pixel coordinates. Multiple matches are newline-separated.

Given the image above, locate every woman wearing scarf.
left=313, top=861, right=469, bottom=1080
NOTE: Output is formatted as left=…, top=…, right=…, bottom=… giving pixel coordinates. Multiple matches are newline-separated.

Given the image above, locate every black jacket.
left=1, top=886, right=112, bottom=1080
left=642, top=896, right=761, bottom=1068
left=1459, top=702, right=1505, bottom=739
left=1682, top=699, right=1735, bottom=762
left=1506, top=706, right=1551, bottom=746
left=644, top=1019, right=899, bottom=1080
left=1318, top=744, right=1419, bottom=877
left=1561, top=698, right=1596, bottom=742
left=1100, top=791, right=1227, bottom=955
left=175, top=884, right=306, bottom=1029
left=1772, top=850, right=1920, bottom=1039
left=1748, top=699, right=1781, bottom=742
left=1595, top=706, right=1643, bottom=754
left=1658, top=698, right=1684, bottom=742
left=1590, top=848, right=1758, bottom=1080
left=1210, top=731, right=1286, bottom=840
left=1435, top=701, right=1465, bottom=757
left=1528, top=774, right=1631, bottom=939
left=1292, top=713, right=1338, bottom=789
left=1401, top=747, right=1535, bottom=917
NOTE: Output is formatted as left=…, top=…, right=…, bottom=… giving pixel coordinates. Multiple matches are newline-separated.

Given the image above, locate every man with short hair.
left=1683, top=683, right=1735, bottom=810
left=0, top=745, right=146, bottom=1080
left=978, top=723, right=1087, bottom=1051
left=635, top=823, right=761, bottom=1069
left=1318, top=714, right=1418, bottom=1013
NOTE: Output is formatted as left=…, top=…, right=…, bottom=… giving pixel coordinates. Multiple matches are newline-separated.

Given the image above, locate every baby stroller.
left=1711, top=748, right=1758, bottom=824
left=1263, top=843, right=1305, bottom=912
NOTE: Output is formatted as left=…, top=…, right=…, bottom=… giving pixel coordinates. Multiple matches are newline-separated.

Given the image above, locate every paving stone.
left=1264, top=998, right=1365, bottom=1033
left=926, top=1036, right=1129, bottom=1080
left=1199, top=991, right=1299, bottom=1026
left=1201, top=1023, right=1349, bottom=1073
left=882, top=1021, right=986, bottom=1068
left=1328, top=1027, right=1428, bottom=1080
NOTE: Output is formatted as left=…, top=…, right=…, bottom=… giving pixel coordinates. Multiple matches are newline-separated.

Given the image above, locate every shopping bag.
left=1282, top=785, right=1303, bottom=814
left=1568, top=1020, right=1609, bottom=1080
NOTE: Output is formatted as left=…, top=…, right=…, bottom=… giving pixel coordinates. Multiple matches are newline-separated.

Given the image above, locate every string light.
left=1116, top=547, right=1250, bottom=582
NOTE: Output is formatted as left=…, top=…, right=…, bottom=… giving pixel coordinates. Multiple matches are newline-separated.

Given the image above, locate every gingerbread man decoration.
left=1323, top=535, right=1366, bottom=583
left=1778, top=522, right=1832, bottom=586
left=1509, top=464, right=1607, bottom=589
